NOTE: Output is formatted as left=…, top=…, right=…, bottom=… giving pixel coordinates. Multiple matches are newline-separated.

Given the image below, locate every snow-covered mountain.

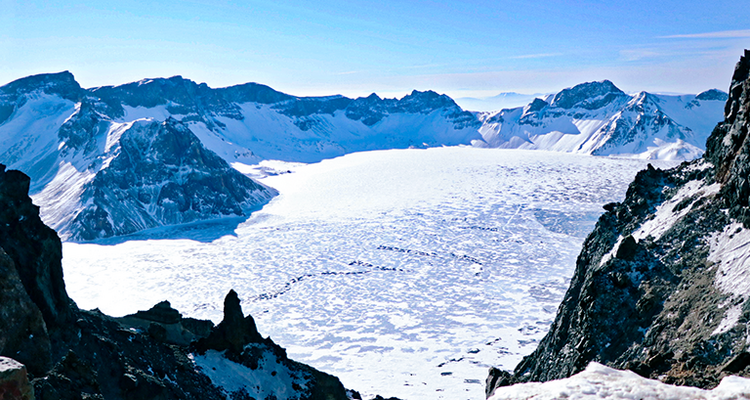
left=0, top=72, right=726, bottom=239
left=477, top=81, right=727, bottom=160
left=0, top=72, right=279, bottom=240
left=0, top=72, right=482, bottom=240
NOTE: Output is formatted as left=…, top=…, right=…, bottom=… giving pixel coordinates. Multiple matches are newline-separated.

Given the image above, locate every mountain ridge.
left=0, top=72, right=728, bottom=240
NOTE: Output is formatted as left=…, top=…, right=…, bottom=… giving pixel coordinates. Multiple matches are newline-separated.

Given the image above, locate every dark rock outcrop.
left=0, top=248, right=51, bottom=376
left=487, top=49, right=750, bottom=396
left=0, top=164, right=350, bottom=400
left=193, top=290, right=349, bottom=400
left=116, top=301, right=213, bottom=347
left=195, top=290, right=263, bottom=354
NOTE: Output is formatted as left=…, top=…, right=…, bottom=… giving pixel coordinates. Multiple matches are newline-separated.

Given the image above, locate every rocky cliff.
left=0, top=163, right=349, bottom=400
left=487, top=49, right=750, bottom=396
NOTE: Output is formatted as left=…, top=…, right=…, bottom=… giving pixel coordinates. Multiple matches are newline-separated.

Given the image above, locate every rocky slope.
left=0, top=163, right=349, bottom=400
left=487, top=49, right=750, bottom=396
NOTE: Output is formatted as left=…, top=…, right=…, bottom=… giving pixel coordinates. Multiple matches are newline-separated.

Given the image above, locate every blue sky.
left=1, top=0, right=749, bottom=99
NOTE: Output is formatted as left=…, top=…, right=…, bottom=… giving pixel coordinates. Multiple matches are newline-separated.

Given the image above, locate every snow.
left=634, top=180, right=721, bottom=242
left=489, top=362, right=750, bottom=400
left=192, top=347, right=307, bottom=400
left=61, top=147, right=674, bottom=400
left=709, top=223, right=750, bottom=297
left=30, top=160, right=96, bottom=233
left=652, top=94, right=725, bottom=139
left=475, top=90, right=724, bottom=162
left=0, top=93, right=76, bottom=191
left=713, top=304, right=743, bottom=336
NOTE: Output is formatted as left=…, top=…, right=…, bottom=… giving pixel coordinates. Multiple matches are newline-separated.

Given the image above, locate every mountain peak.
left=399, top=90, right=457, bottom=113
left=552, top=80, right=626, bottom=110
left=0, top=71, right=82, bottom=102
left=695, top=88, right=729, bottom=101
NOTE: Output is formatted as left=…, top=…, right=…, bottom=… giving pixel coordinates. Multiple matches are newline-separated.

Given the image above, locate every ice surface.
left=490, top=362, right=750, bottom=400
left=62, top=147, right=674, bottom=400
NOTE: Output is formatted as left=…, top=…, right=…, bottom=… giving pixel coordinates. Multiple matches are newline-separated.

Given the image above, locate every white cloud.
left=661, top=29, right=750, bottom=39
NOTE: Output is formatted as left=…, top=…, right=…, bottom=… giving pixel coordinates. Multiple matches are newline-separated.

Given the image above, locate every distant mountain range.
left=0, top=72, right=728, bottom=239
left=476, top=81, right=727, bottom=160
left=456, top=92, right=550, bottom=111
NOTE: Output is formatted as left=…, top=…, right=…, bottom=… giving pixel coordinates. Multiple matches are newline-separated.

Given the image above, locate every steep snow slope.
left=62, top=147, right=674, bottom=400
left=477, top=81, right=726, bottom=160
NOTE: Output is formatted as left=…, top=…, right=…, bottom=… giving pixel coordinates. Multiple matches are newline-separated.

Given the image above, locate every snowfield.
left=62, top=147, right=676, bottom=400
left=490, top=362, right=750, bottom=400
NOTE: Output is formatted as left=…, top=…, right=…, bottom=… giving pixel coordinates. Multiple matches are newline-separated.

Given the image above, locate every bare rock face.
left=0, top=164, right=74, bottom=375
left=0, top=357, right=34, bottom=400
left=117, top=301, right=213, bottom=347
left=0, top=249, right=51, bottom=376
left=706, top=50, right=750, bottom=224
left=486, top=49, right=750, bottom=397
left=0, top=166, right=73, bottom=330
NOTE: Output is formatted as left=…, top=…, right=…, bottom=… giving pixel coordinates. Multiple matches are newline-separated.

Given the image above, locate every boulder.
left=0, top=357, right=34, bottom=400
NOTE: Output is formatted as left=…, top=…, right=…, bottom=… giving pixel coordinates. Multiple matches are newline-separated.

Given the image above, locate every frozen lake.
left=62, top=147, right=674, bottom=400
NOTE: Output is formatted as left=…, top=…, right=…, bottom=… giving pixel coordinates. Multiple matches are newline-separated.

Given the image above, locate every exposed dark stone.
left=722, top=351, right=750, bottom=373
left=615, top=235, right=638, bottom=260
left=526, top=98, right=548, bottom=113
left=0, top=71, right=82, bottom=103
left=485, top=367, right=511, bottom=397
left=0, top=247, right=51, bottom=376
left=195, top=290, right=264, bottom=355
left=130, top=301, right=182, bottom=325
left=33, top=351, right=103, bottom=400
left=0, top=165, right=74, bottom=352
left=696, top=89, right=728, bottom=102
